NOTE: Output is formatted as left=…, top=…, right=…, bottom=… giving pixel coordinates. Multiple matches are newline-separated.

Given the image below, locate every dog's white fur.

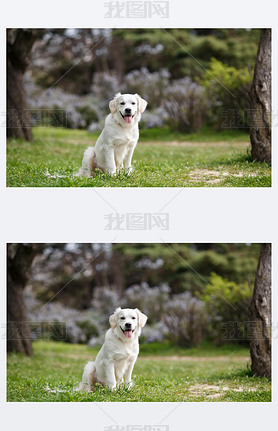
left=78, top=307, right=147, bottom=391
left=78, top=93, right=147, bottom=176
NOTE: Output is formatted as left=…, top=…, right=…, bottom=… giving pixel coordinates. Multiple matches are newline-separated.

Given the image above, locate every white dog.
left=78, top=93, right=147, bottom=176
left=78, top=307, right=147, bottom=391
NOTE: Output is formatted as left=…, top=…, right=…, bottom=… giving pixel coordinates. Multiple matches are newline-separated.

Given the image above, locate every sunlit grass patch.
left=6, top=127, right=271, bottom=187
left=7, top=341, right=271, bottom=402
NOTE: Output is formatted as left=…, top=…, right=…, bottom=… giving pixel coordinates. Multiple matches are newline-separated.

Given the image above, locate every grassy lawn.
left=6, top=127, right=271, bottom=187
left=7, top=341, right=271, bottom=402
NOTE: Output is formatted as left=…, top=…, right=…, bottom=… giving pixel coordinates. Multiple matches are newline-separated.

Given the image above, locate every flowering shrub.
left=88, top=121, right=102, bottom=133
left=25, top=279, right=209, bottom=347
left=25, top=287, right=100, bottom=343
left=25, top=70, right=210, bottom=132
left=163, top=292, right=208, bottom=347
left=163, top=77, right=209, bottom=132
left=92, top=286, right=121, bottom=322
left=25, top=76, right=100, bottom=129
left=91, top=72, right=120, bottom=108
left=66, top=320, right=87, bottom=343
left=123, top=67, right=171, bottom=107
left=66, top=106, right=86, bottom=129
left=140, top=321, right=169, bottom=344
left=140, top=107, right=169, bottom=129
left=123, top=282, right=170, bottom=323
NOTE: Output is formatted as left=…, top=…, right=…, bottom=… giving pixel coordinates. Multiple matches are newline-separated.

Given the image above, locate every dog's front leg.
left=103, top=147, right=117, bottom=175
left=123, top=143, right=136, bottom=174
left=123, top=357, right=137, bottom=389
left=104, top=360, right=117, bottom=390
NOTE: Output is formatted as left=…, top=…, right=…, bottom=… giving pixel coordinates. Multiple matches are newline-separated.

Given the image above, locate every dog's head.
left=109, top=93, right=147, bottom=127
left=109, top=307, right=148, bottom=341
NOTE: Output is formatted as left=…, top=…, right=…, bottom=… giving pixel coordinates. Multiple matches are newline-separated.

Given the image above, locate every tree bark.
left=7, top=244, right=42, bottom=355
left=7, top=29, right=40, bottom=141
left=250, top=29, right=271, bottom=164
left=250, top=243, right=271, bottom=378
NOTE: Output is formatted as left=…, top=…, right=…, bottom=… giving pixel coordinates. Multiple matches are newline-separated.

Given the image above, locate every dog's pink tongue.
left=124, top=116, right=132, bottom=124
left=124, top=330, right=132, bottom=338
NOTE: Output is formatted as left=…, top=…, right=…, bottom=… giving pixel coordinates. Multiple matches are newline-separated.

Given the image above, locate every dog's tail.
left=77, top=146, right=97, bottom=177
left=76, top=361, right=97, bottom=392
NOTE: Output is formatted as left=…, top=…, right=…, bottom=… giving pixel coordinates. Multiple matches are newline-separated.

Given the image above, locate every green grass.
left=7, top=341, right=271, bottom=402
left=6, top=127, right=271, bottom=187
left=139, top=126, right=252, bottom=143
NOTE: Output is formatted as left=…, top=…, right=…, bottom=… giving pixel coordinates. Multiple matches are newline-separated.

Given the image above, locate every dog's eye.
left=131, top=102, right=136, bottom=105
left=120, top=102, right=125, bottom=105
left=120, top=317, right=125, bottom=320
left=132, top=317, right=136, bottom=319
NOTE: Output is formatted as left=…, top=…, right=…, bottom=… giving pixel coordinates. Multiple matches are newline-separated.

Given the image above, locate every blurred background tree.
left=7, top=244, right=43, bottom=355
left=7, top=29, right=42, bottom=140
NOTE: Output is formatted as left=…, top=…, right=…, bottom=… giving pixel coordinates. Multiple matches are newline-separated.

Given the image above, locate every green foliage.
left=202, top=273, right=253, bottom=307
left=201, top=58, right=254, bottom=129
left=113, top=243, right=260, bottom=297
left=114, top=29, right=260, bottom=81
left=201, top=273, right=254, bottom=343
left=194, top=244, right=260, bottom=284
left=7, top=341, right=271, bottom=402
left=139, top=340, right=250, bottom=356
left=6, top=127, right=271, bottom=188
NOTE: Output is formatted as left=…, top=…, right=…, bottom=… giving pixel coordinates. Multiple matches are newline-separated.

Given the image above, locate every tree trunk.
left=7, top=30, right=40, bottom=141
left=250, top=243, right=271, bottom=378
left=7, top=244, right=42, bottom=355
left=250, top=29, right=271, bottom=164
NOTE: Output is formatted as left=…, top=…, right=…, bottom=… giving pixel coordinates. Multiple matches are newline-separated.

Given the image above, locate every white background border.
left=1, top=1, right=277, bottom=430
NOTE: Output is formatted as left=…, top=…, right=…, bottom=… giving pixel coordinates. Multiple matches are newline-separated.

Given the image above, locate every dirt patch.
left=189, top=383, right=257, bottom=398
left=187, top=169, right=258, bottom=183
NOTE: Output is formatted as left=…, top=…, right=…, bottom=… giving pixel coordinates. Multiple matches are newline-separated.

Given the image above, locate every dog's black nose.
left=125, top=322, right=132, bottom=329
left=125, top=108, right=131, bottom=114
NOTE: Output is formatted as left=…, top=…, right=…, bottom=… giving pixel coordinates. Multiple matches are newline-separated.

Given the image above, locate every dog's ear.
left=109, top=93, right=121, bottom=114
left=135, top=309, right=148, bottom=328
left=109, top=307, right=121, bottom=328
left=135, top=94, right=147, bottom=113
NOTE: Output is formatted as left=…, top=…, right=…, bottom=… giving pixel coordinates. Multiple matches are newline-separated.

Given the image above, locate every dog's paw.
left=106, top=171, right=117, bottom=177
left=126, top=380, right=135, bottom=390
left=125, top=166, right=134, bottom=175
left=107, top=384, right=117, bottom=391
